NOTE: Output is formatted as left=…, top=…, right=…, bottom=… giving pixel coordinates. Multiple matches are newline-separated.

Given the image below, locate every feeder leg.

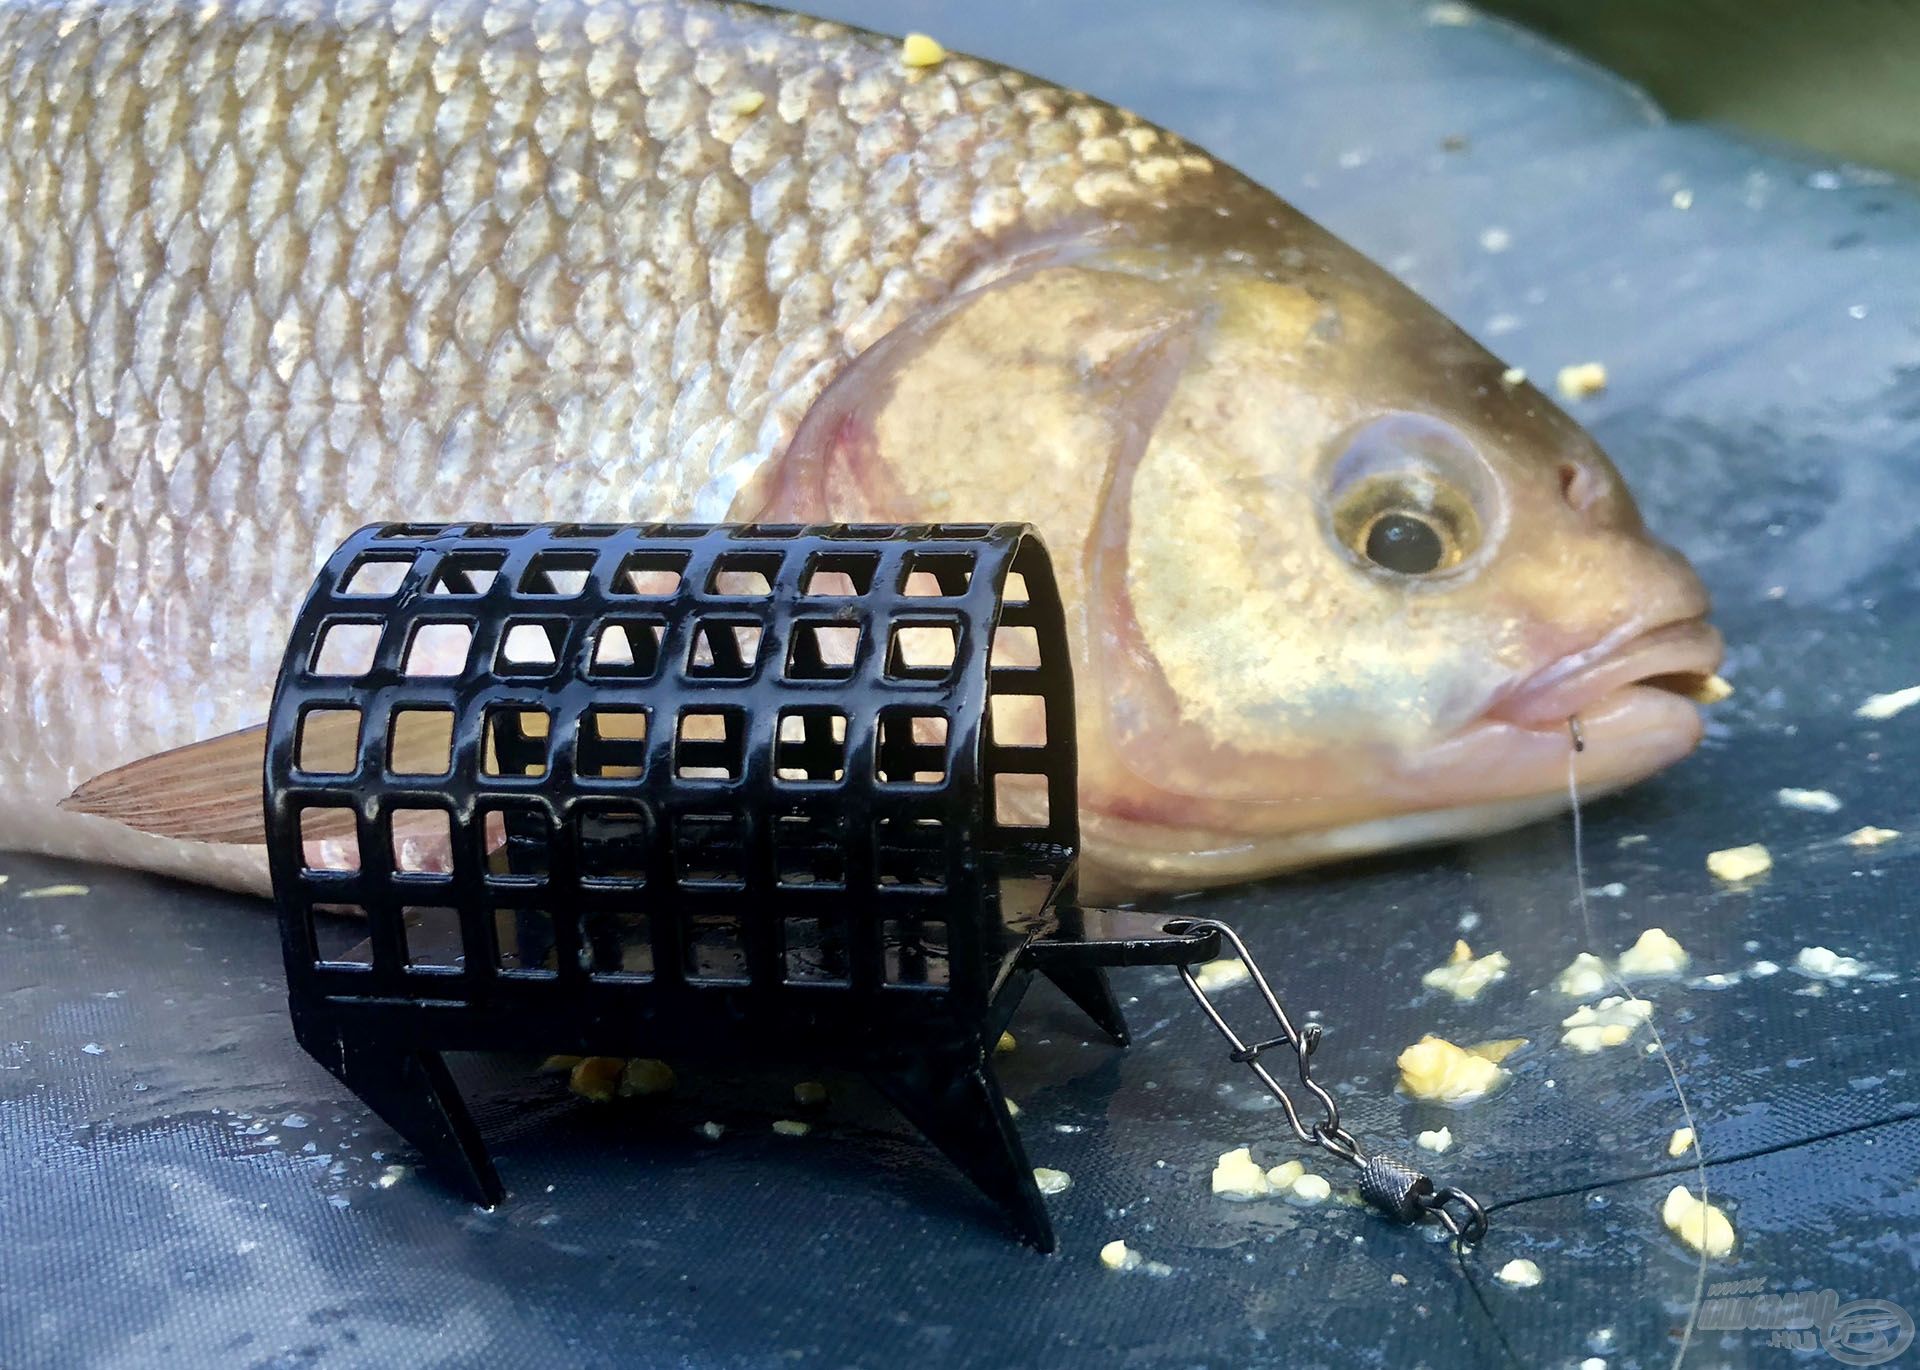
left=868, top=1055, right=1054, bottom=1252
left=300, top=1027, right=503, bottom=1207
left=1040, top=965, right=1130, bottom=1047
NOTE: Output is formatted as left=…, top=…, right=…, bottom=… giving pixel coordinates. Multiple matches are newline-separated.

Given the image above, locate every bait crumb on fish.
left=1855, top=684, right=1920, bottom=720
left=21, top=883, right=89, bottom=898
left=1499, top=366, right=1526, bottom=387
left=1662, top=1185, right=1734, bottom=1256
left=1397, top=1035, right=1507, bottom=1102
left=1551, top=951, right=1612, bottom=990
left=1706, top=843, right=1771, bottom=882
left=1555, top=362, right=1608, bottom=400
left=1844, top=825, right=1899, bottom=847
left=1033, top=1167, right=1072, bottom=1195
left=1496, top=1258, right=1543, bottom=1287
left=1616, top=927, right=1689, bottom=977
left=1667, top=1126, right=1695, bottom=1157
left=1420, top=939, right=1509, bottom=1001
left=1776, top=787, right=1841, bottom=813
left=1560, top=997, right=1653, bottom=1053
left=899, top=32, right=946, bottom=68
left=728, top=90, right=765, bottom=116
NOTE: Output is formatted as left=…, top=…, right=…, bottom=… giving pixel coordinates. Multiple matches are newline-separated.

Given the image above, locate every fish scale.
left=0, top=0, right=1218, bottom=884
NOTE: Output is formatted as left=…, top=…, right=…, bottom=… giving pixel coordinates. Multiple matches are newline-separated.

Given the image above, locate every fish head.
left=754, top=204, right=1721, bottom=891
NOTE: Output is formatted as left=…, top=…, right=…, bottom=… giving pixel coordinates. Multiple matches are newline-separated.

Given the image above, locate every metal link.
left=1167, top=917, right=1489, bottom=1244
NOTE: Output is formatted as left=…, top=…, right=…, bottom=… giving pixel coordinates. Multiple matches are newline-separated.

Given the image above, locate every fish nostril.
left=1558, top=460, right=1603, bottom=515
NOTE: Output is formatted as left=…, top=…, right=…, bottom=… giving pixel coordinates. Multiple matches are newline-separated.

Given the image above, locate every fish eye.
left=1321, top=414, right=1495, bottom=580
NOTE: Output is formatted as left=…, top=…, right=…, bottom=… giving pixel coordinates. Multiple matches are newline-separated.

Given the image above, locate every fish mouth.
left=1484, top=617, right=1726, bottom=731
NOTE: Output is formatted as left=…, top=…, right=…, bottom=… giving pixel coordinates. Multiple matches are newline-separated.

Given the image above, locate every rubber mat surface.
left=4, top=1, right=1918, bottom=1365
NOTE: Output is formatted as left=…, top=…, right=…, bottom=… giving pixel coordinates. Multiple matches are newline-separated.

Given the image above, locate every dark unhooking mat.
left=4, top=2, right=1918, bottom=1366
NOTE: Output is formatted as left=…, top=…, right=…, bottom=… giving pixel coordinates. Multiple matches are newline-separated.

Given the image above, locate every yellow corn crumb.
left=1099, top=1238, right=1139, bottom=1271
left=1686, top=674, right=1734, bottom=704
left=900, top=33, right=946, bottom=67
left=1192, top=957, right=1251, bottom=992
left=1468, top=1038, right=1527, bottom=1064
left=1616, top=928, right=1689, bottom=977
left=1210, top=1146, right=1271, bottom=1200
left=1396, top=1035, right=1507, bottom=1102
left=619, top=1058, right=675, bottom=1097
left=996, top=1031, right=1016, bottom=1054
left=1844, top=825, right=1899, bottom=847
left=1706, top=844, right=1771, bottom=882
left=1662, top=1185, right=1734, bottom=1256
left=772, top=1119, right=810, bottom=1137
left=1560, top=996, right=1653, bottom=1053
left=729, top=90, right=765, bottom=116
left=1288, top=1173, right=1332, bottom=1204
left=1667, top=1126, right=1695, bottom=1157
left=1855, top=684, right=1920, bottom=720
left=1496, top=1258, right=1543, bottom=1287
left=21, top=884, right=89, bottom=898
left=1265, top=1159, right=1304, bottom=1189
left=541, top=1054, right=584, bottom=1073
left=1556, top=362, right=1608, bottom=400
left=1795, top=945, right=1865, bottom=979
left=1421, top=941, right=1510, bottom=1001
left=1033, top=1167, right=1072, bottom=1195
left=1005, top=1097, right=1021, bottom=1118
left=1500, top=366, right=1526, bottom=387
left=568, top=1056, right=624, bottom=1101
left=1554, top=952, right=1609, bottom=997
left=793, top=1081, right=828, bottom=1106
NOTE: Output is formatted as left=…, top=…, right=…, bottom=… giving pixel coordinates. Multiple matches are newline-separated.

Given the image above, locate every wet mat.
left=4, top=0, right=1919, bottom=1364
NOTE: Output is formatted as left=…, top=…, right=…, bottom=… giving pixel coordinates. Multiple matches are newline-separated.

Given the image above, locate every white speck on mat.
left=1033, top=1167, right=1071, bottom=1195
left=1776, top=787, right=1841, bottom=813
left=1496, top=1258, right=1543, bottom=1287
left=1855, top=684, right=1920, bottom=720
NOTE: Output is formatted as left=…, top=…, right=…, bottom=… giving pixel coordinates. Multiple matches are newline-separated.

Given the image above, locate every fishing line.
left=1566, top=724, right=1709, bottom=1370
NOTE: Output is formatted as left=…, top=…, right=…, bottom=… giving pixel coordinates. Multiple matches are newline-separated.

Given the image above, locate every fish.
left=1, top=0, right=1723, bottom=897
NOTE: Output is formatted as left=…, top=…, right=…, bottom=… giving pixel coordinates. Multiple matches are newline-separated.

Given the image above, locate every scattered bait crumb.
left=1397, top=1035, right=1507, bottom=1102
left=1667, top=1126, right=1695, bottom=1157
left=568, top=1057, right=624, bottom=1101
left=1033, top=1167, right=1072, bottom=1195
left=1390, top=1272, right=1409, bottom=1287
left=1416, top=1127, right=1454, bottom=1154
left=1211, top=1146, right=1272, bottom=1200
left=541, top=1055, right=582, bottom=1073
left=1686, top=674, right=1734, bottom=704
left=1500, top=366, right=1526, bottom=387
left=772, top=1119, right=811, bottom=1137
left=1468, top=1038, right=1527, bottom=1064
left=1794, top=946, right=1865, bottom=979
left=1288, top=1173, right=1332, bottom=1204
left=996, top=1031, right=1016, bottom=1055
left=1662, top=1185, right=1735, bottom=1257
left=1192, top=957, right=1251, bottom=993
left=1560, top=996, right=1653, bottom=1053
left=1555, top=952, right=1609, bottom=998
left=696, top=1121, right=725, bottom=1141
left=1005, top=1097, right=1021, bottom=1118
left=1099, top=1238, right=1139, bottom=1271
left=81, top=1042, right=106, bottom=1056
left=21, top=884, right=89, bottom=899
left=1425, top=2, right=1475, bottom=24
left=1855, top=684, right=1920, bottom=720
left=1421, top=940, right=1510, bottom=1001
left=0, top=875, right=8, bottom=886
left=793, top=1081, right=828, bottom=1107
left=1844, top=825, right=1899, bottom=848
left=375, top=1164, right=408, bottom=1189
left=1750, top=959, right=1780, bottom=977
left=1265, top=1160, right=1304, bottom=1189
left=1588, top=881, right=1625, bottom=898
left=1556, top=362, right=1608, bottom=400
left=900, top=32, right=946, bottom=67
left=1479, top=226, right=1511, bottom=253
left=1776, top=787, right=1841, bottom=813
left=1616, top=928, right=1689, bottom=978
left=1581, top=1360, right=1607, bottom=1370
left=1672, top=188, right=1695, bottom=210
left=1706, top=843, right=1771, bottom=883
left=728, top=90, right=765, bottom=116
left=619, top=1058, right=675, bottom=1097
left=1496, top=1258, right=1543, bottom=1288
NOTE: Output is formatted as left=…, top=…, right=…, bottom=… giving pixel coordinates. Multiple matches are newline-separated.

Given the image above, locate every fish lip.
left=1485, top=617, right=1725, bottom=729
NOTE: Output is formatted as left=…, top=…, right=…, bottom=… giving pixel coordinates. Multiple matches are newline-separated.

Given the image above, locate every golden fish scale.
left=0, top=0, right=1216, bottom=874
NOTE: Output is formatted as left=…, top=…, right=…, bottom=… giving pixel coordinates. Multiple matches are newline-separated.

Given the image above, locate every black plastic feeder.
left=264, top=521, right=1221, bottom=1250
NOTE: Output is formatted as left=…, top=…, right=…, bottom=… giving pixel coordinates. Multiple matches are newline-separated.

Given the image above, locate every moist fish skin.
left=0, top=0, right=1222, bottom=883
left=1, top=0, right=1720, bottom=893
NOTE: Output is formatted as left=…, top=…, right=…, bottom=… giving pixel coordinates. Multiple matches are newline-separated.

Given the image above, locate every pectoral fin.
left=60, top=723, right=281, bottom=844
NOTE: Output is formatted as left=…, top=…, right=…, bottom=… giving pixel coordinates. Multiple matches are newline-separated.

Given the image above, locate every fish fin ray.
left=60, top=723, right=280, bottom=844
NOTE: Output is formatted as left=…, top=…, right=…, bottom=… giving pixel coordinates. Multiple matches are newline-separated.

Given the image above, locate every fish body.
left=0, top=0, right=1720, bottom=894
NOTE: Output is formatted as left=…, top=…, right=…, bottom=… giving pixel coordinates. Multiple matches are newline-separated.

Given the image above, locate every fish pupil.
left=1365, top=513, right=1444, bottom=574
